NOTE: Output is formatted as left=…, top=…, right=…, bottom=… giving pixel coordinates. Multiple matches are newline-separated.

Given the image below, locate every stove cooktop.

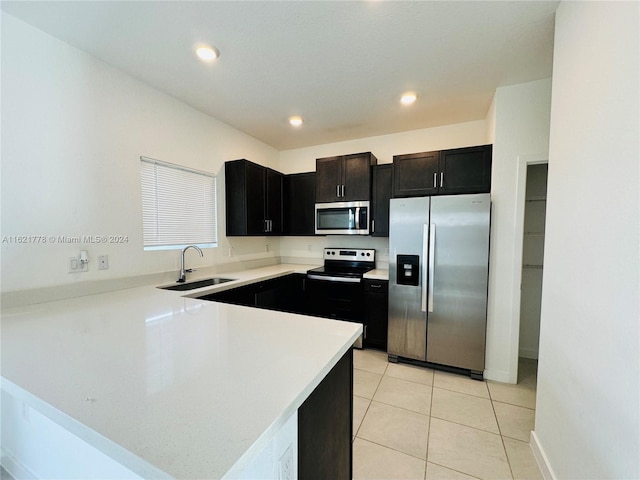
left=307, top=248, right=376, bottom=279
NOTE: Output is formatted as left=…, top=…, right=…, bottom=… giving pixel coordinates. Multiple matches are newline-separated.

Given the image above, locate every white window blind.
left=140, top=156, right=217, bottom=250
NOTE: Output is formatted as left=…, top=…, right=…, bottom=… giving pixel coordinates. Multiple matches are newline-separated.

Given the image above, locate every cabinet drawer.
left=364, top=279, right=388, bottom=293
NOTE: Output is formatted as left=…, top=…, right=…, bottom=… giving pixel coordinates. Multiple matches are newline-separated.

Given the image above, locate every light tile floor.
left=353, top=349, right=542, bottom=480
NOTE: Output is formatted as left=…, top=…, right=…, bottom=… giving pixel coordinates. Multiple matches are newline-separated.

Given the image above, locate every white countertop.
left=0, top=264, right=361, bottom=479
left=363, top=268, right=389, bottom=281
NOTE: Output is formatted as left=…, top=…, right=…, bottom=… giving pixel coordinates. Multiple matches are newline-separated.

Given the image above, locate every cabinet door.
left=225, top=159, right=266, bottom=236
left=342, top=153, right=374, bottom=201
left=298, top=348, right=352, bottom=480
left=439, top=145, right=492, bottom=194
left=245, top=162, right=268, bottom=234
left=265, top=168, right=283, bottom=234
left=316, top=156, right=342, bottom=202
left=392, top=151, right=440, bottom=197
left=364, top=280, right=388, bottom=350
left=371, top=164, right=392, bottom=237
left=284, top=172, right=316, bottom=235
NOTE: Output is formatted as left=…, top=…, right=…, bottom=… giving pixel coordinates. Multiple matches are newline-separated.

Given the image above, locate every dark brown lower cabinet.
left=364, top=279, right=388, bottom=351
left=298, top=348, right=353, bottom=480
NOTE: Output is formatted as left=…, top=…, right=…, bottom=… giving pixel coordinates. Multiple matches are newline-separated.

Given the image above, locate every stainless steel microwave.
left=315, top=200, right=370, bottom=235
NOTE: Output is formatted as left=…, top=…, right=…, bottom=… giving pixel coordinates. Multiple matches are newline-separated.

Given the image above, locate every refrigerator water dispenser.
left=396, top=254, right=419, bottom=286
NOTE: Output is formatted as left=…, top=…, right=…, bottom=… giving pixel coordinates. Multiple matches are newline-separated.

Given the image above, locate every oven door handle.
left=307, top=274, right=362, bottom=283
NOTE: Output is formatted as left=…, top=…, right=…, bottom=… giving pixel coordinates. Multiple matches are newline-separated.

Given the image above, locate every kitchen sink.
left=159, top=277, right=235, bottom=291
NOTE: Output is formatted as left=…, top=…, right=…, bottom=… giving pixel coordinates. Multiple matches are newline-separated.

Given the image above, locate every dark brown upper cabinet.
left=392, top=150, right=440, bottom=197
left=371, top=164, right=392, bottom=237
left=393, top=145, right=492, bottom=197
left=225, top=159, right=283, bottom=236
left=284, top=172, right=316, bottom=236
left=316, top=152, right=377, bottom=203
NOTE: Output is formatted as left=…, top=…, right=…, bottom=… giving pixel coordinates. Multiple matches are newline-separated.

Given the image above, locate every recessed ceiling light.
left=401, top=92, right=418, bottom=105
left=289, top=116, right=303, bottom=127
left=195, top=45, right=220, bottom=62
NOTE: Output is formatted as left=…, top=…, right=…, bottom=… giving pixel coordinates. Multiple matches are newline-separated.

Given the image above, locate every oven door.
left=305, top=276, right=365, bottom=347
left=315, top=201, right=370, bottom=235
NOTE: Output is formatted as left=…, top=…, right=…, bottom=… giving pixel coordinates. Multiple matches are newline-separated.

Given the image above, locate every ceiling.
left=1, top=1, right=558, bottom=150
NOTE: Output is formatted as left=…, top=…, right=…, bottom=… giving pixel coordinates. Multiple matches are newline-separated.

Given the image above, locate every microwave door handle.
left=355, top=207, right=360, bottom=229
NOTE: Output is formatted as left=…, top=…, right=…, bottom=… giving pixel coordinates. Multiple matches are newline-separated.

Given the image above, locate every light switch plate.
left=69, top=256, right=88, bottom=273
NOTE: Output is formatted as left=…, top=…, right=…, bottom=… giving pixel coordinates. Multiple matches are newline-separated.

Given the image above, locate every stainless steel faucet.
left=178, top=245, right=203, bottom=283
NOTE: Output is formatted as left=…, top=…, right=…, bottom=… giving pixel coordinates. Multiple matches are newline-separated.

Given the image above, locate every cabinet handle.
left=371, top=283, right=382, bottom=288
left=341, top=185, right=345, bottom=197
left=371, top=220, right=375, bottom=233
left=337, top=185, right=341, bottom=197
left=269, top=220, right=273, bottom=232
left=265, top=220, right=268, bottom=232
left=433, top=173, right=437, bottom=188
left=440, top=172, right=444, bottom=188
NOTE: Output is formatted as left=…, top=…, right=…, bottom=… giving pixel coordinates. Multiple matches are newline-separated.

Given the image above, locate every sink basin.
left=159, top=278, right=234, bottom=291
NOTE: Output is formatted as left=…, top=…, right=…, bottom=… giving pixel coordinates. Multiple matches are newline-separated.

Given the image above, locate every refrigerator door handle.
left=421, top=224, right=429, bottom=312
left=428, top=223, right=436, bottom=313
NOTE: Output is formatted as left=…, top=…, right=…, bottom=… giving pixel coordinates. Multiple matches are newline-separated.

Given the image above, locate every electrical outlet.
left=98, top=255, right=109, bottom=270
left=265, top=244, right=270, bottom=252
left=69, top=256, right=88, bottom=273
left=278, top=445, right=294, bottom=480
left=21, top=401, right=30, bottom=423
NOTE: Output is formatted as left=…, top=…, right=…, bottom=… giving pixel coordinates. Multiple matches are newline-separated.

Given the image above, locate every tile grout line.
left=489, top=373, right=516, bottom=480
left=352, top=357, right=388, bottom=439
left=353, top=436, right=428, bottom=463
left=428, top=413, right=502, bottom=437
left=427, top=460, right=485, bottom=480
left=423, top=369, right=435, bottom=480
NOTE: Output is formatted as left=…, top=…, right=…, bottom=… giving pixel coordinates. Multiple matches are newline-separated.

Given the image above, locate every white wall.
left=533, top=2, right=639, bottom=479
left=279, top=120, right=488, bottom=172
left=0, top=13, right=280, bottom=294
left=485, top=78, right=552, bottom=382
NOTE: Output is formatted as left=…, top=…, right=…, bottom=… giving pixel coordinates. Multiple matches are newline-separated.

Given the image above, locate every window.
left=140, top=156, right=217, bottom=251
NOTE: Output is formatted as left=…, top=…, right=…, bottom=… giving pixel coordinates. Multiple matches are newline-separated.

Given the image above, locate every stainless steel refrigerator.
left=387, top=193, right=491, bottom=379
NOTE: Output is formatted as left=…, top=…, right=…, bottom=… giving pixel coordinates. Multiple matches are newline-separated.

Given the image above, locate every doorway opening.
left=518, top=163, right=548, bottom=382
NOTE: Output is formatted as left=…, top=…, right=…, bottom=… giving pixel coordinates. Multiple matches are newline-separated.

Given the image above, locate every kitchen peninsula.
left=0, top=265, right=362, bottom=479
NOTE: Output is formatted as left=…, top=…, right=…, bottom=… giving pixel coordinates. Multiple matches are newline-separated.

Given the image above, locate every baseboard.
left=530, top=431, right=557, bottom=480
left=519, top=348, right=539, bottom=360
left=1, top=448, right=38, bottom=479
left=483, top=367, right=514, bottom=383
